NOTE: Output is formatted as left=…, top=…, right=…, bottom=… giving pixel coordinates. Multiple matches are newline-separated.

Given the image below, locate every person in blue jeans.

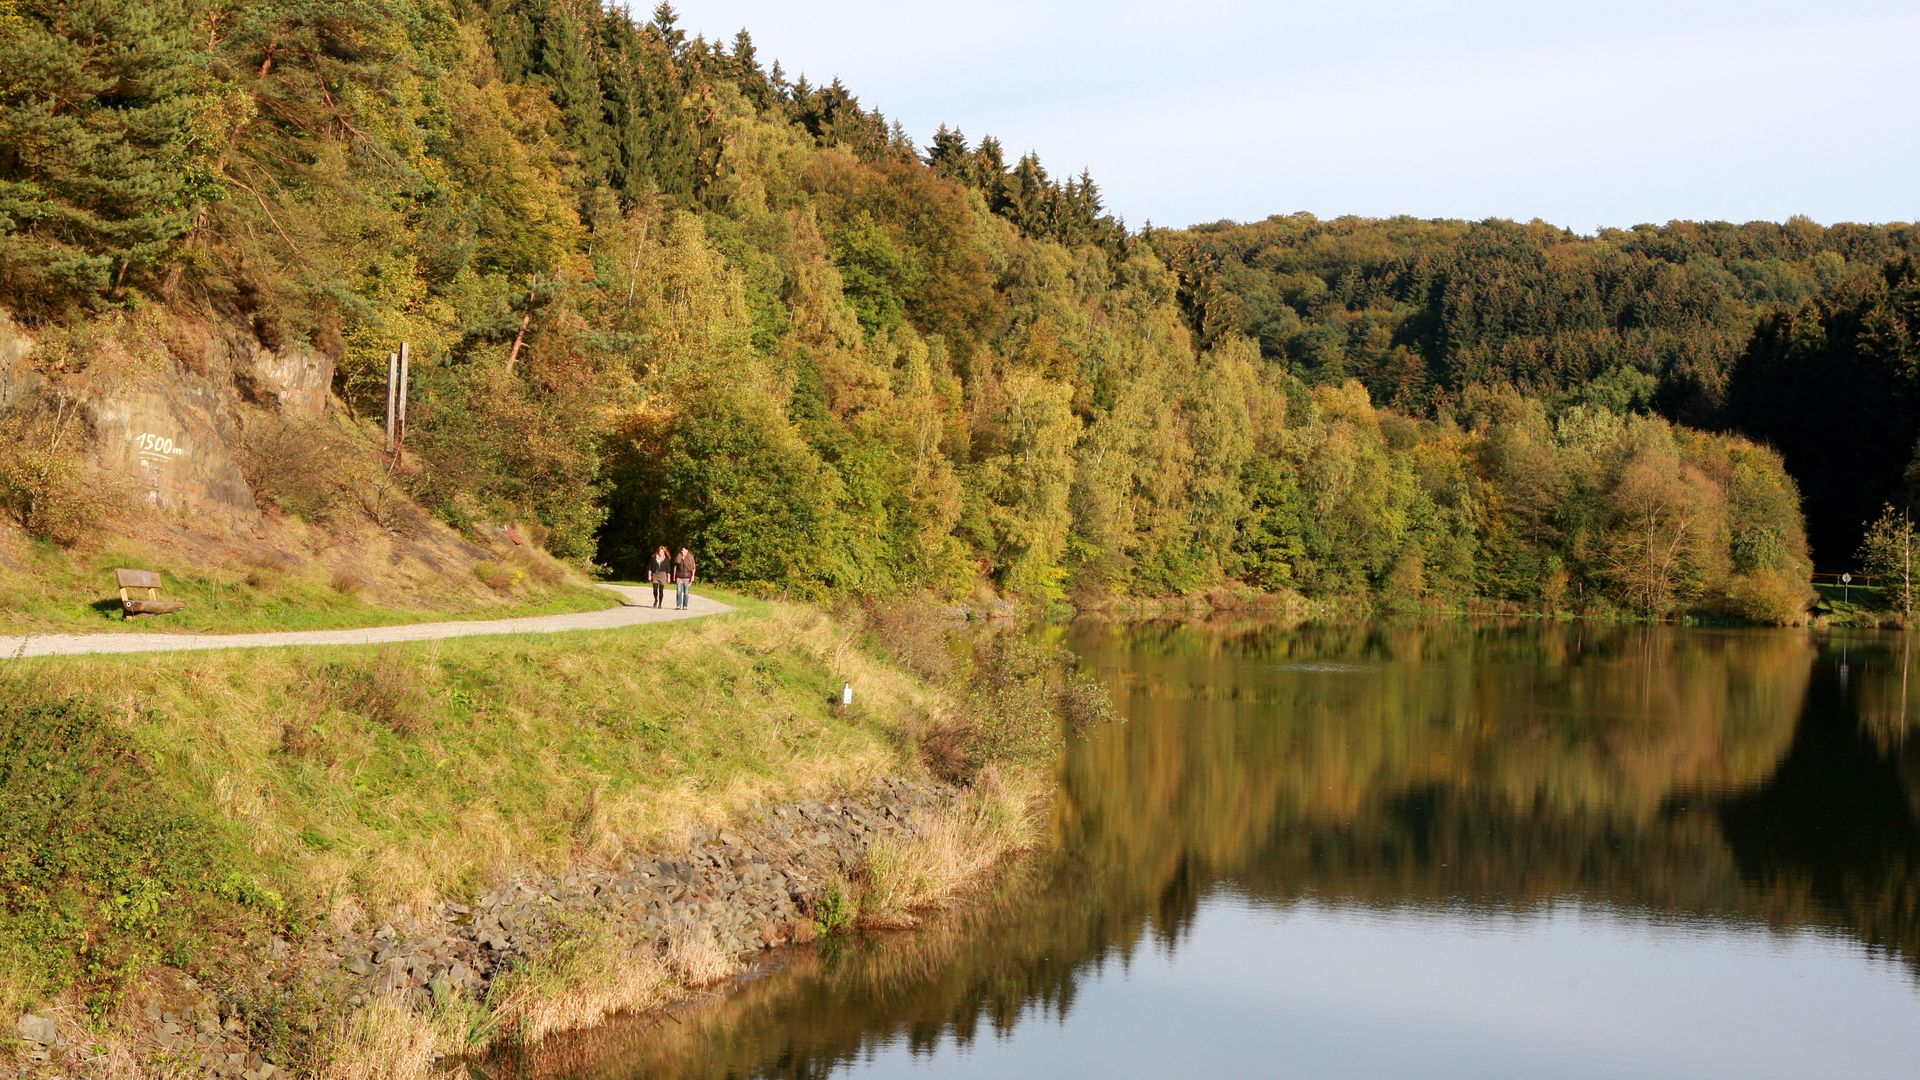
left=672, top=547, right=697, bottom=609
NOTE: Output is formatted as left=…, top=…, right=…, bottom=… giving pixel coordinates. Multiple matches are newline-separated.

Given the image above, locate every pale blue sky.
left=665, top=0, right=1919, bottom=232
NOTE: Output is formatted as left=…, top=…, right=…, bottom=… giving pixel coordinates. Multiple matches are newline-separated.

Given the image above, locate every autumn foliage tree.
left=0, top=0, right=1824, bottom=622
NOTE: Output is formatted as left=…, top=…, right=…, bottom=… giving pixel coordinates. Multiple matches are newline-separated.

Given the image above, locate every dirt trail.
left=0, top=584, right=727, bottom=659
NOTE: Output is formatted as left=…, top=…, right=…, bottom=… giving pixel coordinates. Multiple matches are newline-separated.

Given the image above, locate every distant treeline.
left=0, top=1, right=1824, bottom=620
left=1160, top=215, right=1920, bottom=562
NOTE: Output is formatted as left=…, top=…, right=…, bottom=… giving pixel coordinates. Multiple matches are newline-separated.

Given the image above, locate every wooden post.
left=385, top=351, right=399, bottom=451
left=396, top=342, right=410, bottom=450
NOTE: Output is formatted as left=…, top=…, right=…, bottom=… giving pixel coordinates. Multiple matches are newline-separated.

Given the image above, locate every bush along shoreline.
left=0, top=600, right=1095, bottom=1079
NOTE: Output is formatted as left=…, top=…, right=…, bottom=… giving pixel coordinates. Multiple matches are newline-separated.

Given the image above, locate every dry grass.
left=0, top=993, right=206, bottom=1080
left=664, top=929, right=737, bottom=989
left=321, top=922, right=739, bottom=1074
left=856, top=596, right=965, bottom=683
left=317, top=993, right=446, bottom=1080
left=489, top=925, right=675, bottom=1047
left=860, top=768, right=1042, bottom=927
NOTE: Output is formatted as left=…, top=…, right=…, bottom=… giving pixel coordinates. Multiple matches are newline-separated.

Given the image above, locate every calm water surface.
left=501, top=623, right=1920, bottom=1078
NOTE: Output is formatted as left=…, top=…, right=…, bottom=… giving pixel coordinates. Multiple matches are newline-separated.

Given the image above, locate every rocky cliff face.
left=3, top=311, right=337, bottom=527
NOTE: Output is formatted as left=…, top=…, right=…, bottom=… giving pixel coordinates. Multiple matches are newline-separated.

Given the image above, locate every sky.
left=662, top=0, right=1920, bottom=233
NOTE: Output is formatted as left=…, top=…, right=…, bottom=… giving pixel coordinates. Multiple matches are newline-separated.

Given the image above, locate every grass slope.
left=0, top=518, right=614, bottom=636
left=0, top=595, right=952, bottom=1056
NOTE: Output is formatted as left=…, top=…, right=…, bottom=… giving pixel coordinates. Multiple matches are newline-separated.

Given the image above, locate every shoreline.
left=457, top=770, right=1044, bottom=1077
left=7, top=770, right=1044, bottom=1080
left=1, top=600, right=1061, bottom=1080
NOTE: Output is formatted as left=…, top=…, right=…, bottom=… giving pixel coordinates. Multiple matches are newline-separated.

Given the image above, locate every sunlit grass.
left=7, top=602, right=938, bottom=915
left=0, top=531, right=614, bottom=635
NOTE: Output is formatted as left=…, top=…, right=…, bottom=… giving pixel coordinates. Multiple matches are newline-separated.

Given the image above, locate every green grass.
left=0, top=540, right=616, bottom=635
left=0, top=691, right=245, bottom=1017
left=0, top=599, right=947, bottom=1023
left=0, top=592, right=1090, bottom=1076
left=1813, top=581, right=1893, bottom=626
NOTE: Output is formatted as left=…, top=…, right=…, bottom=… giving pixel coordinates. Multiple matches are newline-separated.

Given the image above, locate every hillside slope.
left=1159, top=214, right=1920, bottom=561
left=0, top=1, right=1818, bottom=623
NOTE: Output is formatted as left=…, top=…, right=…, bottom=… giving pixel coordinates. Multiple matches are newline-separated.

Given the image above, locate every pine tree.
left=650, top=3, right=686, bottom=56
left=973, top=136, right=1010, bottom=215
left=0, top=0, right=210, bottom=313
left=927, top=125, right=971, bottom=183
left=536, top=1, right=611, bottom=185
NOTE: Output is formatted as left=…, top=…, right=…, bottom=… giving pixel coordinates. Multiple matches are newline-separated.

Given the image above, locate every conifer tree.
left=927, top=125, right=972, bottom=184
left=485, top=0, right=540, bottom=81
left=727, top=29, right=772, bottom=107
left=0, top=0, right=209, bottom=313
left=650, top=3, right=686, bottom=56
left=973, top=136, right=1010, bottom=215
left=536, top=0, right=611, bottom=185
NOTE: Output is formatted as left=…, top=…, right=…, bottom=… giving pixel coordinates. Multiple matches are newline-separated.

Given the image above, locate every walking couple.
left=648, top=546, right=696, bottom=609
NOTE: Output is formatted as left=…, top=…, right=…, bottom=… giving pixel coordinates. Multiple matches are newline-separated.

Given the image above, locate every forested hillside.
left=1162, top=215, right=1920, bottom=561
left=0, top=0, right=1824, bottom=621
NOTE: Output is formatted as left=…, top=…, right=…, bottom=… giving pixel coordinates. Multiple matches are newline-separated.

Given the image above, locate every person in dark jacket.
left=647, top=546, right=672, bottom=608
left=672, top=547, right=697, bottom=609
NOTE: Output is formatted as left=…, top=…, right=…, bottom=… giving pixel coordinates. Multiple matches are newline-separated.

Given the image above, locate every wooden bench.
left=114, top=569, right=185, bottom=618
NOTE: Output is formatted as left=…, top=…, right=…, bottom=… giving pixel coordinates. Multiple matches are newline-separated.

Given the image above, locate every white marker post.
left=385, top=351, right=399, bottom=451
left=396, top=341, right=410, bottom=450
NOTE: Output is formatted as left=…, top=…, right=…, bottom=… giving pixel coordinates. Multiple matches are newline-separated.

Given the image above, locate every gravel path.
left=0, top=584, right=728, bottom=659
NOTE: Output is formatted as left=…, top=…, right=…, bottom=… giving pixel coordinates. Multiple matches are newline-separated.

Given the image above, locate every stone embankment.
left=11, top=777, right=955, bottom=1078
left=328, top=776, right=954, bottom=1014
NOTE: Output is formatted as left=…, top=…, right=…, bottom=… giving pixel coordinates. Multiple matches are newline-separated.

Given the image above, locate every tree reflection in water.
left=493, top=622, right=1920, bottom=1080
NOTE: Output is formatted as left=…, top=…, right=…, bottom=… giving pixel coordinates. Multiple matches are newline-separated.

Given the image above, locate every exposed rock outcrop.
left=3, top=309, right=339, bottom=526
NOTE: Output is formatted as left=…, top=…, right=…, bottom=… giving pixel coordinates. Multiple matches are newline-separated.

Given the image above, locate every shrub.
left=313, top=651, right=430, bottom=735
left=241, top=415, right=415, bottom=532
left=239, top=415, right=362, bottom=525
left=810, top=878, right=857, bottom=937
left=1057, top=668, right=1119, bottom=734
left=0, top=413, right=129, bottom=546
left=330, top=563, right=372, bottom=596
left=1722, top=566, right=1816, bottom=626
left=963, top=636, right=1064, bottom=771
left=926, top=633, right=1120, bottom=781
left=473, top=560, right=522, bottom=592
left=517, top=549, right=567, bottom=586
left=858, top=596, right=963, bottom=683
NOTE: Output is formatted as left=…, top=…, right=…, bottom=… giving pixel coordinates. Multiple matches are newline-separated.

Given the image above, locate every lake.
left=497, top=621, right=1920, bottom=1079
